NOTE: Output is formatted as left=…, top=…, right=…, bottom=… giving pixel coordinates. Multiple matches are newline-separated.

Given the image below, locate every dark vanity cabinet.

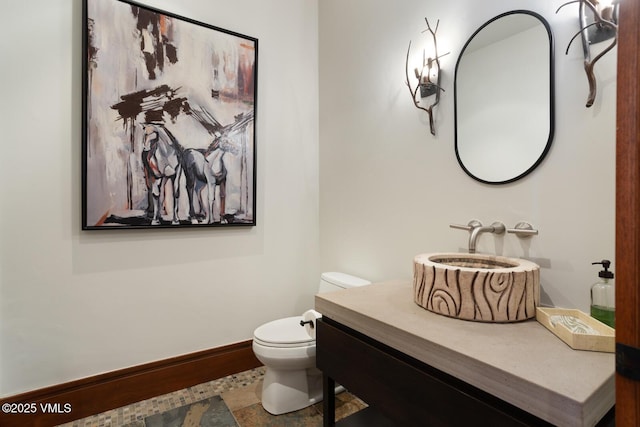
left=316, top=317, right=615, bottom=427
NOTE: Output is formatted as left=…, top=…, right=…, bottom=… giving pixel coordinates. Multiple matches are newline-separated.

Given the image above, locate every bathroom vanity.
left=315, top=280, right=615, bottom=427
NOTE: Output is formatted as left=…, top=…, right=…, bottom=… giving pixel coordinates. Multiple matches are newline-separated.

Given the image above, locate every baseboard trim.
left=0, top=340, right=261, bottom=427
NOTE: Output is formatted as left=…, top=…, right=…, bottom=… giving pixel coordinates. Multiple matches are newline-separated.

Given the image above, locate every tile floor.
left=56, top=367, right=367, bottom=427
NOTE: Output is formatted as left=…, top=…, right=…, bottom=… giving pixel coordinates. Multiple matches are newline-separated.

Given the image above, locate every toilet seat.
left=253, top=316, right=315, bottom=348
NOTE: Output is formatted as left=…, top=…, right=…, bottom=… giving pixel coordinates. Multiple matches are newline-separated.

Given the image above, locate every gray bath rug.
left=144, top=395, right=238, bottom=427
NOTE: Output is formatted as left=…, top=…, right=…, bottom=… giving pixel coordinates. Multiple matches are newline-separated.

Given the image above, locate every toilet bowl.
left=253, top=316, right=320, bottom=415
left=252, top=272, right=370, bottom=415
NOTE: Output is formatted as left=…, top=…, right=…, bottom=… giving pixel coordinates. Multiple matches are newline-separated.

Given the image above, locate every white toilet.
left=252, top=272, right=371, bottom=415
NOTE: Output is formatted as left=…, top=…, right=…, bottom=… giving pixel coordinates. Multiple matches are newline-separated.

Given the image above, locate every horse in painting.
left=141, top=124, right=183, bottom=225
left=182, top=137, right=232, bottom=224
left=183, top=148, right=216, bottom=224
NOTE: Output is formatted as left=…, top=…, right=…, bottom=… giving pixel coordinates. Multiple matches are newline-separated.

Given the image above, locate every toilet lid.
left=253, top=316, right=314, bottom=345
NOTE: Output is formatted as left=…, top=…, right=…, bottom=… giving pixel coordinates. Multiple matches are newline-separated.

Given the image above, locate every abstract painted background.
left=84, top=0, right=256, bottom=228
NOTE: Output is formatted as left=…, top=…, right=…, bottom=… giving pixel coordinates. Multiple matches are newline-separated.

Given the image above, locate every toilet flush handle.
left=300, top=319, right=314, bottom=329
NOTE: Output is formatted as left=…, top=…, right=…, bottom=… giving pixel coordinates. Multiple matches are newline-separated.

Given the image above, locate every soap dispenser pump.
left=590, top=260, right=615, bottom=328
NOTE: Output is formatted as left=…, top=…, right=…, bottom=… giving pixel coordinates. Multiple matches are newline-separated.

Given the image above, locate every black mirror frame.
left=454, top=10, right=555, bottom=185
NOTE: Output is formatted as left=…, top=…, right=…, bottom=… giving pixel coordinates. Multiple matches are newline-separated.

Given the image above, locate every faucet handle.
left=507, top=222, right=539, bottom=238
left=450, top=219, right=482, bottom=232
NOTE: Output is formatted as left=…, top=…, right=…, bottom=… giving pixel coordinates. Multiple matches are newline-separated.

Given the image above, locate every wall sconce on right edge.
left=557, top=0, right=618, bottom=107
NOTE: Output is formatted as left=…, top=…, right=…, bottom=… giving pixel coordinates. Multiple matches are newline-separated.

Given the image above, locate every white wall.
left=319, top=0, right=616, bottom=310
left=0, top=0, right=320, bottom=397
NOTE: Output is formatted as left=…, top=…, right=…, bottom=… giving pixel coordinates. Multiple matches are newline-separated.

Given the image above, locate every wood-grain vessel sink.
left=413, top=253, right=540, bottom=322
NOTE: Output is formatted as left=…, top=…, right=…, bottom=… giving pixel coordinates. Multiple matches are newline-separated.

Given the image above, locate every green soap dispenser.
left=590, top=260, right=615, bottom=328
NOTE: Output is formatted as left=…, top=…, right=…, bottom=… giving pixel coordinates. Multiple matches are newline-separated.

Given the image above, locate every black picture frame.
left=82, top=0, right=257, bottom=229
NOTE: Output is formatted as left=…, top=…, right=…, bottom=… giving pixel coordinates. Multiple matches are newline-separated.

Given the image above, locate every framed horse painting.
left=82, top=0, right=257, bottom=229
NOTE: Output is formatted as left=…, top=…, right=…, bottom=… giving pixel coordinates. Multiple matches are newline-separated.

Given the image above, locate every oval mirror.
left=454, top=10, right=554, bottom=184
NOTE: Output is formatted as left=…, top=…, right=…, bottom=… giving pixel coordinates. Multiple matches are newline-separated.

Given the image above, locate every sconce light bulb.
left=597, top=0, right=615, bottom=21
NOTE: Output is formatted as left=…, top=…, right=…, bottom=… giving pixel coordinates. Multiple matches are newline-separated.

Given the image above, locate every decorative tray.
left=536, top=307, right=614, bottom=353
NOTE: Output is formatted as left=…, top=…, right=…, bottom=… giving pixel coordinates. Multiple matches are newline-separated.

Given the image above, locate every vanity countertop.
left=315, top=280, right=615, bottom=427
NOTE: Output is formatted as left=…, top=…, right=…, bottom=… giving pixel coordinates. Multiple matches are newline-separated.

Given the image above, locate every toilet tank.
left=319, top=272, right=371, bottom=293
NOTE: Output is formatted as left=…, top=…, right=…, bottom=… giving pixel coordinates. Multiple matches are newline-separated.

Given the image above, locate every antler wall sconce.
left=557, top=0, right=618, bottom=107
left=405, top=18, right=449, bottom=136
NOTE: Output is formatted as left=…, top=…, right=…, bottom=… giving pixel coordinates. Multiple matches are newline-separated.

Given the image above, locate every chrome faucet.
left=450, top=220, right=506, bottom=254
left=469, top=221, right=505, bottom=253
